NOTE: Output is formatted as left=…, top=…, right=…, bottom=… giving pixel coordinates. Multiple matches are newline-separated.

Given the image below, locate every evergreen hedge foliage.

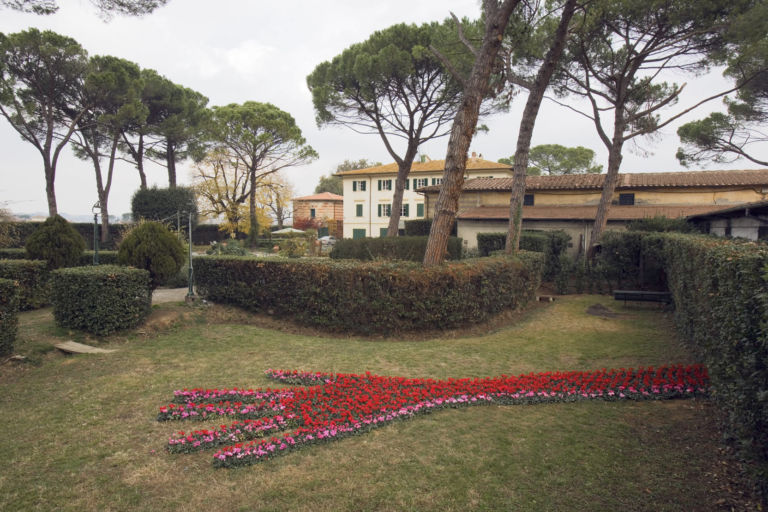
left=477, top=231, right=571, bottom=280
left=330, top=236, right=462, bottom=261
left=50, top=265, right=151, bottom=336
left=25, top=215, right=86, bottom=269
left=2, top=221, right=222, bottom=249
left=195, top=253, right=543, bottom=334
left=1, top=250, right=119, bottom=266
left=0, top=278, right=19, bottom=357
left=79, top=251, right=120, bottom=266
left=131, top=186, right=198, bottom=230
left=118, top=222, right=186, bottom=288
left=0, top=259, right=49, bottom=310
left=403, top=219, right=457, bottom=236
left=596, top=231, right=768, bottom=497
left=0, top=248, right=26, bottom=259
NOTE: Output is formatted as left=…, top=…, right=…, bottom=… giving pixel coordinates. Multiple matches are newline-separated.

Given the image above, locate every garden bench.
left=613, top=290, right=672, bottom=305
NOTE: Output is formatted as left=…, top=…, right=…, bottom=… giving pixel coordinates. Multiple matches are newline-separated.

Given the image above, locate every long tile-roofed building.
left=418, top=169, right=768, bottom=193
left=415, top=167, right=768, bottom=255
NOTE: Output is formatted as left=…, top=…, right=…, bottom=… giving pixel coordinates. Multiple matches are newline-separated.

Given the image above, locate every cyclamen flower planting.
left=157, top=365, right=709, bottom=468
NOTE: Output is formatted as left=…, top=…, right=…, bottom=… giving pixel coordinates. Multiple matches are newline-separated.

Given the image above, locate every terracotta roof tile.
left=457, top=204, right=736, bottom=221
left=335, top=157, right=511, bottom=176
left=293, top=192, right=343, bottom=201
left=418, top=169, right=768, bottom=192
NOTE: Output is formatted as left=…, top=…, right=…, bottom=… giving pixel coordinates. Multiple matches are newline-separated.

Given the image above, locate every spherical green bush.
left=25, top=215, right=86, bottom=269
left=118, top=221, right=185, bottom=288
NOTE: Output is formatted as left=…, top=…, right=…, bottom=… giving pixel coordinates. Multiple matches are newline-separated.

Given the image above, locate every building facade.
left=418, top=169, right=768, bottom=255
left=337, top=156, right=513, bottom=239
left=292, top=192, right=344, bottom=234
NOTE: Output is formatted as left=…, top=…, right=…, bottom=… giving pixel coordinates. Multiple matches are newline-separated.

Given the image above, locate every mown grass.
left=0, top=295, right=749, bottom=511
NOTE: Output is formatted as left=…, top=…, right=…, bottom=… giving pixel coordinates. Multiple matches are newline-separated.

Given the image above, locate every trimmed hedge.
left=79, top=251, right=120, bottom=266
left=596, top=231, right=768, bottom=498
left=404, top=219, right=457, bottom=236
left=330, top=236, right=463, bottom=261
left=51, top=265, right=151, bottom=336
left=0, top=278, right=19, bottom=357
left=0, top=248, right=27, bottom=259
left=478, top=230, right=571, bottom=281
left=195, top=253, right=543, bottom=334
left=0, top=259, right=49, bottom=310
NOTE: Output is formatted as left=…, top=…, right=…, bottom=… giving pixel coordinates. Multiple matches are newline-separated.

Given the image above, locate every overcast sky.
left=0, top=0, right=762, bottom=219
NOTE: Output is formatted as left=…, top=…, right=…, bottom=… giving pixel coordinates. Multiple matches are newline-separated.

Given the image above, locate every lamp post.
left=186, top=211, right=195, bottom=301
left=92, top=201, right=102, bottom=265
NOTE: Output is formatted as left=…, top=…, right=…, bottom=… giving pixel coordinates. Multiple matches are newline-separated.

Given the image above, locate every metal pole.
left=187, top=211, right=194, bottom=299
left=93, top=212, right=99, bottom=265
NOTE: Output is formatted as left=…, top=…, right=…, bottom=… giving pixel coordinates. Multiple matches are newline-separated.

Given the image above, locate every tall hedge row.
left=330, top=236, right=463, bottom=262
left=477, top=230, right=571, bottom=280
left=0, top=260, right=49, bottom=310
left=0, top=278, right=19, bottom=357
left=195, top=253, right=543, bottom=334
left=51, top=266, right=151, bottom=336
left=597, top=231, right=768, bottom=497
left=1, top=222, right=224, bottom=248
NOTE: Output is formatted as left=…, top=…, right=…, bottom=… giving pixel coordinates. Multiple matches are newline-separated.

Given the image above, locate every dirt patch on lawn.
left=586, top=303, right=620, bottom=318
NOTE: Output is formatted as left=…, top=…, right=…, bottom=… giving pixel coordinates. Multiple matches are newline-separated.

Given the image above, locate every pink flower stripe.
left=157, top=399, right=285, bottom=421
left=171, top=388, right=294, bottom=404
left=156, top=364, right=709, bottom=468
left=167, top=414, right=297, bottom=453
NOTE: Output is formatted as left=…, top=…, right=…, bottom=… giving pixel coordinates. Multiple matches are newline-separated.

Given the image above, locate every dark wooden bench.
left=613, top=290, right=673, bottom=304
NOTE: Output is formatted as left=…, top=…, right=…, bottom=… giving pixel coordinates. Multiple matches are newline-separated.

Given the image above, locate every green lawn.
left=0, top=295, right=748, bottom=511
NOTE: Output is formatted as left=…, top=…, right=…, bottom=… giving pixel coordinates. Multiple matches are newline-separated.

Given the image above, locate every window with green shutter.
left=356, top=204, right=363, bottom=217
left=352, top=229, right=366, bottom=239
left=417, top=203, right=424, bottom=217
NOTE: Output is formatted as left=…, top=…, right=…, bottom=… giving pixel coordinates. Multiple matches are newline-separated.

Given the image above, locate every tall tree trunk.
left=423, top=0, right=521, bottom=266
left=166, top=140, right=177, bottom=188
left=588, top=135, right=624, bottom=258
left=387, top=145, right=419, bottom=236
left=248, top=165, right=258, bottom=246
left=44, top=158, right=58, bottom=217
left=505, top=0, right=577, bottom=253
left=136, top=134, right=147, bottom=189
left=98, top=135, right=119, bottom=244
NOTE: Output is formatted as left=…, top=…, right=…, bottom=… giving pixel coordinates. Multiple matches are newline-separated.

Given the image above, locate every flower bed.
left=157, top=365, right=709, bottom=468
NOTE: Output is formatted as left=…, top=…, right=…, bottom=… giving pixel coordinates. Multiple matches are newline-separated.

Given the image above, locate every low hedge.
left=596, top=231, right=768, bottom=498
left=1, top=249, right=119, bottom=267
left=0, top=259, right=49, bottom=310
left=0, top=278, right=19, bottom=357
left=51, top=265, right=151, bottom=336
left=195, top=252, right=543, bottom=334
left=79, top=251, right=120, bottom=266
left=330, top=236, right=463, bottom=261
left=0, top=248, right=26, bottom=259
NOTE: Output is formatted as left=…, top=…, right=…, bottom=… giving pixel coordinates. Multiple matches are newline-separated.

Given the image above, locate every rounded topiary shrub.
left=51, top=265, right=151, bottom=336
left=25, top=215, right=86, bottom=269
left=118, top=221, right=185, bottom=288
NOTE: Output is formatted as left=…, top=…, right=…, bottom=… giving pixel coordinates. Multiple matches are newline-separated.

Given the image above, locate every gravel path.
left=152, top=288, right=190, bottom=303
